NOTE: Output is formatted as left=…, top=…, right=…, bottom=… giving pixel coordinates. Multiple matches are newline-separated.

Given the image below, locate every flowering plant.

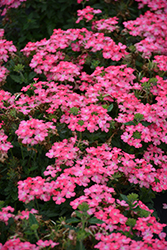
left=0, top=0, right=167, bottom=249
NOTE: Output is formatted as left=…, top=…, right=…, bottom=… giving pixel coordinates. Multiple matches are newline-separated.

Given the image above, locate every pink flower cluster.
left=0, top=123, right=13, bottom=161
left=0, top=0, right=27, bottom=16
left=116, top=75, right=167, bottom=152
left=70, top=185, right=167, bottom=249
left=0, top=238, right=39, bottom=250
left=135, top=0, right=167, bottom=10
left=13, top=81, right=112, bottom=133
left=0, top=206, right=38, bottom=224
left=21, top=28, right=128, bottom=79
left=154, top=55, right=167, bottom=71
left=0, top=90, right=13, bottom=109
left=0, top=206, right=14, bottom=225
left=94, top=201, right=167, bottom=250
left=1, top=0, right=167, bottom=248
left=95, top=231, right=167, bottom=250
left=0, top=205, right=59, bottom=249
left=123, top=10, right=167, bottom=58
left=46, top=137, right=80, bottom=166
left=0, top=238, right=58, bottom=249
left=92, top=17, right=119, bottom=33
left=15, top=118, right=56, bottom=146
left=15, top=208, right=38, bottom=220
left=76, top=6, right=102, bottom=23
left=61, top=104, right=112, bottom=133
left=0, top=29, right=16, bottom=83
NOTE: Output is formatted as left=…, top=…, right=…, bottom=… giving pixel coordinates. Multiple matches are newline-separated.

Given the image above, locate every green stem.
left=20, top=71, right=25, bottom=81
left=20, top=144, right=24, bottom=160
left=34, top=229, right=40, bottom=241
left=10, top=148, right=13, bottom=157
left=80, top=240, right=83, bottom=250
left=35, top=198, right=40, bottom=212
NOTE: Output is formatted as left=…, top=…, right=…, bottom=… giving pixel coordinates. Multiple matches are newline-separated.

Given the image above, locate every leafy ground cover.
left=0, top=0, right=167, bottom=249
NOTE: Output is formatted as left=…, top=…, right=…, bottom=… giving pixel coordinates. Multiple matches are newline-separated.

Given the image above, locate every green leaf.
left=136, top=61, right=143, bottom=67
left=124, top=121, right=136, bottom=126
left=75, top=241, right=86, bottom=250
left=107, top=103, right=114, bottom=112
left=102, top=104, right=108, bottom=109
left=70, top=107, right=79, bottom=115
left=24, top=230, right=35, bottom=235
left=78, top=202, right=89, bottom=212
left=127, top=193, right=138, bottom=204
left=134, top=113, right=144, bottom=122
left=112, top=172, right=122, bottom=180
left=0, top=201, right=5, bottom=210
left=126, top=218, right=136, bottom=227
left=138, top=209, right=151, bottom=218
left=47, top=22, right=55, bottom=36
left=78, top=120, right=84, bottom=126
left=77, top=230, right=88, bottom=241
left=133, top=205, right=141, bottom=213
left=141, top=121, right=152, bottom=127
left=75, top=211, right=83, bottom=219
left=90, top=60, right=100, bottom=69
left=154, top=177, right=160, bottom=184
left=149, top=77, right=158, bottom=84
left=29, top=213, right=38, bottom=226
left=13, top=64, right=24, bottom=72
left=28, top=71, right=36, bottom=80
left=66, top=218, right=80, bottom=224
left=88, top=217, right=104, bottom=224
left=30, top=224, right=39, bottom=231
left=132, top=131, right=141, bottom=139
left=11, top=190, right=18, bottom=201
left=10, top=75, right=22, bottom=83
left=120, top=194, right=128, bottom=202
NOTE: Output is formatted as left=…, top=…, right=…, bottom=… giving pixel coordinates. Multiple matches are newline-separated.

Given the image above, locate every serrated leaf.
left=154, top=177, right=160, bottom=184
left=102, top=104, right=108, bottom=109
left=149, top=78, right=158, bottom=84
left=132, top=131, right=141, bottom=139
left=141, top=121, right=152, bottom=127
left=124, top=121, right=136, bottom=126
left=66, top=218, right=80, bottom=224
left=11, top=191, right=18, bottom=201
left=138, top=209, right=151, bottom=218
left=112, top=172, right=122, bottom=180
left=126, top=218, right=136, bottom=227
left=88, top=217, right=104, bottom=224
left=78, top=120, right=84, bottom=126
left=133, top=205, right=141, bottom=212
left=28, top=71, right=36, bottom=80
left=78, top=202, right=89, bottom=212
left=127, top=193, right=138, bottom=202
left=134, top=113, right=144, bottom=121
left=75, top=211, right=83, bottom=219
left=70, top=107, right=79, bottom=115
left=120, top=194, right=128, bottom=202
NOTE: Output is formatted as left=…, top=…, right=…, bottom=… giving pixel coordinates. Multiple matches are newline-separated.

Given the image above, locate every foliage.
left=0, top=0, right=167, bottom=249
